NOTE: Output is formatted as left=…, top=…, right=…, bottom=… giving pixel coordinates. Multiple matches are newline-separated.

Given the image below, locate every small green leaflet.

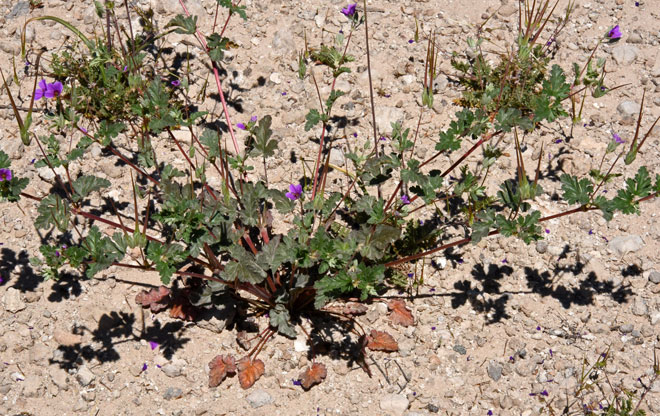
left=560, top=174, right=593, bottom=205
left=166, top=15, right=198, bottom=35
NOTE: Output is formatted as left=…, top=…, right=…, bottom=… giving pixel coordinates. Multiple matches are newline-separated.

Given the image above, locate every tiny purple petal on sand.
left=400, top=195, right=411, bottom=205
left=379, top=136, right=387, bottom=141
left=352, top=132, right=358, bottom=137
left=236, top=123, right=246, bottom=130
left=545, top=228, right=550, bottom=234
left=536, top=326, right=541, bottom=331
left=429, top=288, right=436, bottom=292
left=431, top=326, right=436, bottom=331
left=30, top=159, right=36, bottom=164
left=549, top=349, right=553, bottom=357
left=281, top=92, right=287, bottom=96
left=408, top=39, right=414, bottom=44
left=149, top=341, right=159, bottom=350
left=502, top=258, right=508, bottom=263
left=80, top=127, right=88, bottom=133
left=487, top=411, right=493, bottom=416
left=554, top=139, right=562, bottom=144
left=141, top=363, right=147, bottom=372
left=541, top=390, right=549, bottom=396
left=156, top=364, right=162, bottom=368
left=588, top=229, right=593, bottom=235
left=292, top=379, right=302, bottom=386
left=171, top=80, right=180, bottom=87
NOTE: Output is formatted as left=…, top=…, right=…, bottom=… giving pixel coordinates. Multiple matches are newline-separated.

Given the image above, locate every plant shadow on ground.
left=305, top=313, right=371, bottom=375
left=49, top=310, right=190, bottom=370
left=421, top=246, right=633, bottom=324
left=0, top=248, right=40, bottom=292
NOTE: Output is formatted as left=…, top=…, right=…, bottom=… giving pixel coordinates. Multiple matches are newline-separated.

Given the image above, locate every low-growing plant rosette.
left=4, top=0, right=659, bottom=395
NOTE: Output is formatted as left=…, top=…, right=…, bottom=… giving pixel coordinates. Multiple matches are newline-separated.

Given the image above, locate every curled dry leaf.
left=366, top=330, right=398, bottom=352
left=135, top=286, right=171, bottom=312
left=387, top=299, right=414, bottom=327
left=169, top=293, right=198, bottom=321
left=208, top=354, right=236, bottom=387
left=236, top=331, right=252, bottom=351
left=298, top=362, right=327, bottom=390
left=237, top=357, right=265, bottom=389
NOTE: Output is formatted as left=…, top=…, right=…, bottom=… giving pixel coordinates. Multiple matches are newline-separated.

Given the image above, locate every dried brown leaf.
left=366, top=330, right=399, bottom=352
left=208, top=355, right=236, bottom=387
left=298, top=362, right=327, bottom=390
left=169, top=294, right=197, bottom=321
left=135, top=286, right=170, bottom=312
left=388, top=299, right=414, bottom=327
left=237, top=357, right=265, bottom=389
left=343, top=302, right=368, bottom=315
left=236, top=331, right=252, bottom=351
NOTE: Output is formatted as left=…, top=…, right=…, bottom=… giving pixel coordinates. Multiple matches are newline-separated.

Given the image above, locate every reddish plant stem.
left=167, top=128, right=218, bottom=201
left=178, top=0, right=240, bottom=156
left=310, top=30, right=354, bottom=200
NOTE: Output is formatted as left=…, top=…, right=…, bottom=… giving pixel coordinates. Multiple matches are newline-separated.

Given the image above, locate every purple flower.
left=236, top=123, right=247, bottom=130
left=408, top=39, right=414, bottom=44
left=122, top=65, right=128, bottom=72
left=292, top=379, right=302, bottom=386
left=400, top=195, right=410, bottom=205
left=149, top=341, right=159, bottom=350
left=352, top=132, right=358, bottom=138
left=612, top=132, right=624, bottom=144
left=250, top=115, right=258, bottom=122
left=407, top=273, right=414, bottom=279
left=536, top=326, right=541, bottom=331
left=286, top=183, right=303, bottom=201
left=540, top=390, right=549, bottom=397
left=0, top=168, right=12, bottom=182
left=171, top=79, right=180, bottom=87
left=34, top=79, right=63, bottom=101
left=502, top=258, right=508, bottom=264
left=588, top=229, right=593, bottom=235
left=379, top=136, right=387, bottom=141
left=545, top=228, right=550, bottom=234
left=55, top=250, right=60, bottom=257
left=487, top=411, right=493, bottom=416
left=554, top=139, right=563, bottom=144
left=80, top=127, right=88, bottom=134
left=607, top=25, right=622, bottom=40
left=281, top=91, right=287, bottom=96
left=141, top=363, right=147, bottom=372
left=340, top=3, right=357, bottom=17
left=431, top=326, right=436, bottom=331
left=549, top=349, right=553, bottom=357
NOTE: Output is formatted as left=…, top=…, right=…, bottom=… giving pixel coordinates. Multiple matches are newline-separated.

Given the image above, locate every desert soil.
left=1, top=0, right=660, bottom=415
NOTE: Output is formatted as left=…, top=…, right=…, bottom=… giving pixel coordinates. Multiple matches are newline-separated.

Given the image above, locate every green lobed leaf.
left=165, top=14, right=198, bottom=35
left=270, top=304, right=297, bottom=339
left=71, top=175, right=111, bottom=202
left=560, top=174, right=593, bottom=205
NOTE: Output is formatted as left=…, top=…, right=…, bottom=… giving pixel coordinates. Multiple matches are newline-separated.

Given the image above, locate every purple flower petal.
left=38, top=79, right=47, bottom=91
left=34, top=88, right=44, bottom=101
left=250, top=115, right=258, bottom=122
left=149, top=341, right=159, bottom=350
left=171, top=80, right=180, bottom=87
left=400, top=195, right=410, bottom=204
left=236, top=123, right=246, bottom=130
left=340, top=3, right=357, bottom=17
left=607, top=25, right=622, bottom=40
left=141, top=363, right=148, bottom=372
left=0, top=169, right=12, bottom=182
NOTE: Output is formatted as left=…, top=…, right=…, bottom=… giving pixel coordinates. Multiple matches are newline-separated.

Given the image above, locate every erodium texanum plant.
left=2, top=0, right=660, bottom=391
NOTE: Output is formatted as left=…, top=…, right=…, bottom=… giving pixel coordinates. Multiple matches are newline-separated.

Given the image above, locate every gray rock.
left=29, top=343, right=49, bottom=365
left=619, top=324, right=633, bottom=333
left=49, top=368, right=69, bottom=391
left=616, top=101, right=641, bottom=120
left=161, top=358, right=186, bottom=378
left=608, top=235, right=644, bottom=256
left=329, top=148, right=346, bottom=166
left=453, top=344, right=467, bottom=355
left=631, top=297, right=648, bottom=317
left=272, top=28, right=295, bottom=54
left=81, top=389, right=96, bottom=402
left=3, top=288, right=26, bottom=313
left=535, top=241, right=548, bottom=254
left=651, top=312, right=660, bottom=326
left=76, top=366, right=96, bottom=387
left=163, top=387, right=183, bottom=400
left=648, top=271, right=660, bottom=284
left=487, top=360, right=503, bottom=381
left=246, top=389, right=273, bottom=408
left=7, top=1, right=30, bottom=19
left=0, top=139, right=24, bottom=160
left=375, top=107, right=405, bottom=135
left=21, top=376, right=41, bottom=398
left=612, top=45, right=638, bottom=66
left=379, top=393, right=410, bottom=415
left=627, top=33, right=643, bottom=44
